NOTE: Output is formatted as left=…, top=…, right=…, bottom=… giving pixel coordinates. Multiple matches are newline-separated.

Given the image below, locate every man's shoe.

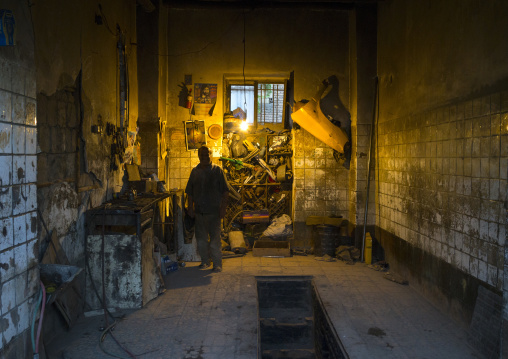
left=212, top=266, right=222, bottom=273
left=199, top=263, right=211, bottom=270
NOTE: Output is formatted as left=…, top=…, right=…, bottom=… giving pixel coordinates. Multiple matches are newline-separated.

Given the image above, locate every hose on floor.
left=31, top=288, right=43, bottom=354
left=31, top=281, right=46, bottom=358
left=99, top=322, right=136, bottom=359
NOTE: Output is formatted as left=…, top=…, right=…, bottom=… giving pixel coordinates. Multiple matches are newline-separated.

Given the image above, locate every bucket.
left=314, top=225, right=339, bottom=257
left=229, top=231, right=247, bottom=251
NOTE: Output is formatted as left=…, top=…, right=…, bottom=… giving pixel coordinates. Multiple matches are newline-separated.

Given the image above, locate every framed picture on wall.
left=185, top=120, right=206, bottom=151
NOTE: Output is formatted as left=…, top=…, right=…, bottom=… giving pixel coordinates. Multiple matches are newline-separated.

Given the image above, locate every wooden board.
left=253, top=240, right=290, bottom=257
left=41, top=231, right=69, bottom=265
left=126, top=164, right=141, bottom=181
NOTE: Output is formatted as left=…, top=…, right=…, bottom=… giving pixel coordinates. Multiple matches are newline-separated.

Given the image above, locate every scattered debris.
left=291, top=247, right=310, bottom=256
left=335, top=245, right=360, bottom=264
left=314, top=254, right=336, bottom=262
left=367, top=327, right=386, bottom=338
left=222, top=251, right=245, bottom=259
left=262, top=214, right=293, bottom=237
left=367, top=261, right=389, bottom=272
left=383, top=272, right=408, bottom=285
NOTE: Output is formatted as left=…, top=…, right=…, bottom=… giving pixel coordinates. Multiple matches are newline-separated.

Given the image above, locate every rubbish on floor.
left=383, top=272, right=408, bottom=285
left=314, top=254, right=336, bottom=262
left=221, top=239, right=231, bottom=251
left=368, top=261, right=389, bottom=272
left=335, top=245, right=360, bottom=264
left=222, top=251, right=246, bottom=259
left=262, top=214, right=293, bottom=237
left=161, top=255, right=178, bottom=274
left=291, top=247, right=311, bottom=256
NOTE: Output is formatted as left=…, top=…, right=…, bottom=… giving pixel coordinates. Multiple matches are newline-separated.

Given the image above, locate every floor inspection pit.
left=257, top=276, right=348, bottom=359
left=45, top=254, right=480, bottom=359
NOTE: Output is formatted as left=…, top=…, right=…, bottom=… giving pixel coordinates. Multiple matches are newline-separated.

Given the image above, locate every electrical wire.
left=361, top=76, right=379, bottom=262
left=31, top=288, right=42, bottom=353
left=243, top=10, right=247, bottom=111
left=99, top=322, right=135, bottom=359
left=97, top=4, right=118, bottom=38
left=35, top=281, right=46, bottom=354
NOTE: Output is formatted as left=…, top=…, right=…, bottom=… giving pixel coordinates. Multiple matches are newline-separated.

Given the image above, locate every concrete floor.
left=45, top=253, right=482, bottom=359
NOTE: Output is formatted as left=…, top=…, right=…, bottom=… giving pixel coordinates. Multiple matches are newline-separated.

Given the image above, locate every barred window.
left=257, top=83, right=285, bottom=125
left=227, top=80, right=286, bottom=127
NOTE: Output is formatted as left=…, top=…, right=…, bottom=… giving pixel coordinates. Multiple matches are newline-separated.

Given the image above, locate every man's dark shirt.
left=185, top=163, right=227, bottom=214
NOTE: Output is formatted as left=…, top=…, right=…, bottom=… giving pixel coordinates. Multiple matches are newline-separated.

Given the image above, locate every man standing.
left=185, top=146, right=229, bottom=272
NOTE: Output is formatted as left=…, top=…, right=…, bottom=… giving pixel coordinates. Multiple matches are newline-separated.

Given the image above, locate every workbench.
left=84, top=190, right=182, bottom=309
left=85, top=191, right=180, bottom=252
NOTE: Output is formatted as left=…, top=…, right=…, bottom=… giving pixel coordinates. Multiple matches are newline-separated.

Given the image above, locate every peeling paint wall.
left=377, top=0, right=508, bottom=351
left=0, top=1, right=38, bottom=356
left=28, top=0, right=139, bottom=351
left=32, top=0, right=139, bottom=267
left=165, top=5, right=351, bottom=246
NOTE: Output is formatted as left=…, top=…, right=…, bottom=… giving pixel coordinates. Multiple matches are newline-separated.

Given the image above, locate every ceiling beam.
left=162, top=0, right=380, bottom=11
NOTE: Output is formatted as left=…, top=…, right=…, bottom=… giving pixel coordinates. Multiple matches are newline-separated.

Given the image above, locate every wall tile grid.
left=166, top=127, right=196, bottom=192
left=378, top=91, right=508, bottom=291
left=0, top=61, right=38, bottom=350
left=36, top=90, right=78, bottom=186
left=293, top=128, right=349, bottom=223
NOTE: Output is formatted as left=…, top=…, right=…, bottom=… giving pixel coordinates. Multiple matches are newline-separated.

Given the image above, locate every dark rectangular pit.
left=256, top=276, right=348, bottom=359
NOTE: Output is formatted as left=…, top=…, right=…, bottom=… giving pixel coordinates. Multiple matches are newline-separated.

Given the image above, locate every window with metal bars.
left=227, top=81, right=286, bottom=127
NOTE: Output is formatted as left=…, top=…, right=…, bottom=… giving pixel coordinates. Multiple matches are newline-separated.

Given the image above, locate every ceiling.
left=161, top=0, right=382, bottom=10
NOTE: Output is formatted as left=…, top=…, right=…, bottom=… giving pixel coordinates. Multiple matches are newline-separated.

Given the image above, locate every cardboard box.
left=253, top=239, right=290, bottom=257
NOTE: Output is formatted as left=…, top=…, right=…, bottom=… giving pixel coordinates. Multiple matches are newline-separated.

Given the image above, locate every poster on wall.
left=185, top=120, right=206, bottom=151
left=194, top=83, right=217, bottom=116
left=0, top=10, right=15, bottom=46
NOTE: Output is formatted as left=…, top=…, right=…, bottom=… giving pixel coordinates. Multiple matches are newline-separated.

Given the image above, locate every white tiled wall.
left=377, top=93, right=508, bottom=290
left=0, top=55, right=38, bottom=351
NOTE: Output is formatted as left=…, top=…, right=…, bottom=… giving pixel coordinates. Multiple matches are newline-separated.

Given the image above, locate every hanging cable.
left=34, top=281, right=46, bottom=357
left=361, top=76, right=379, bottom=262
left=242, top=10, right=247, bottom=112
left=31, top=288, right=42, bottom=355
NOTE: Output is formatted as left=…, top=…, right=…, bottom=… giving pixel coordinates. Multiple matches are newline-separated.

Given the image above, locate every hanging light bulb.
left=240, top=121, right=249, bottom=131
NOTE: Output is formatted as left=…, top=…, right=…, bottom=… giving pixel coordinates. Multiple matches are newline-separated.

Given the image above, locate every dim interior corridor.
left=45, top=252, right=481, bottom=359
left=1, top=0, right=507, bottom=357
